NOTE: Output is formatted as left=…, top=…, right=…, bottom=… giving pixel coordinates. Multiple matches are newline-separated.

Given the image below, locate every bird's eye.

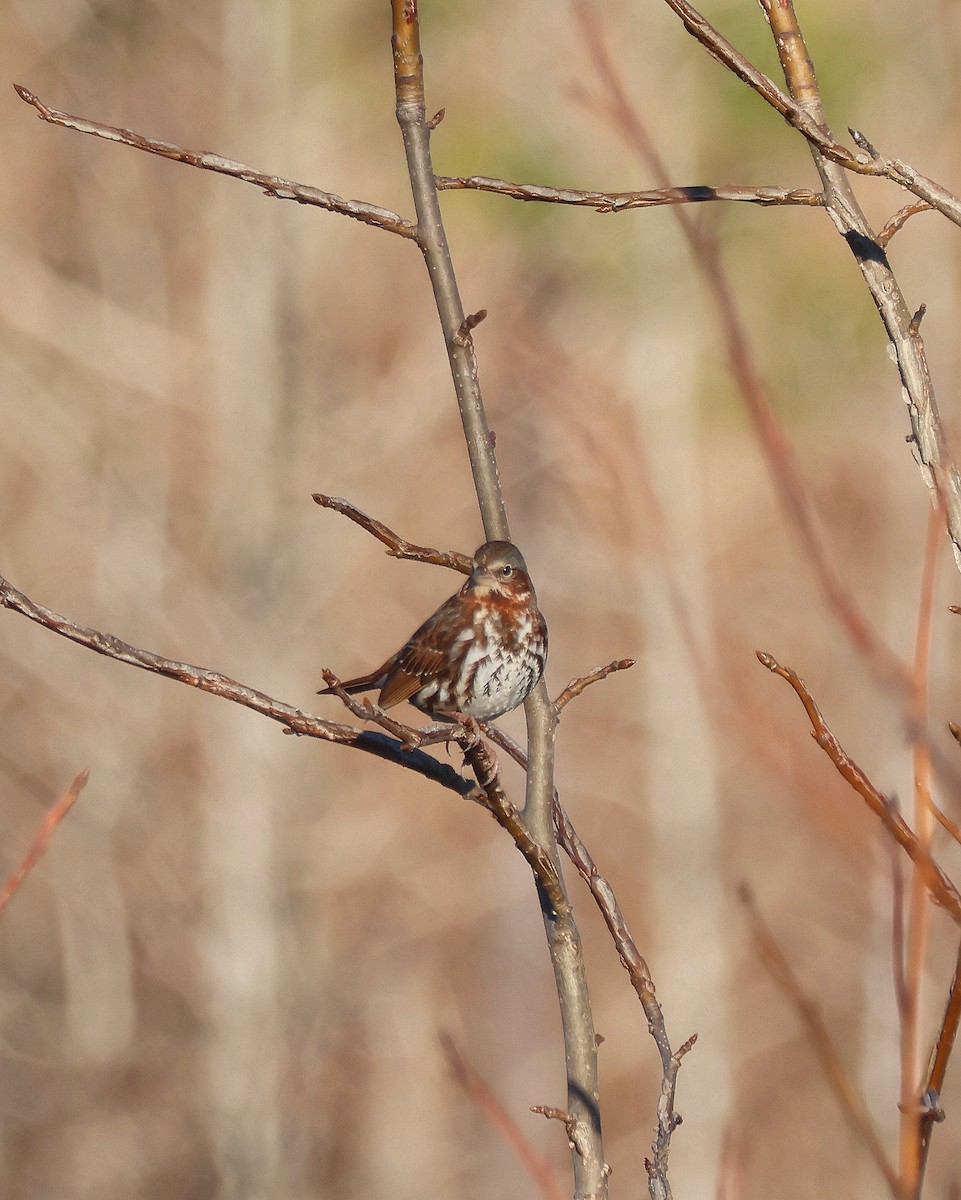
left=501, top=564, right=513, bottom=577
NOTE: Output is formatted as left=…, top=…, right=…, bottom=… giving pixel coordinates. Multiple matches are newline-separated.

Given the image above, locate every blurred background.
left=2, top=1, right=961, bottom=1196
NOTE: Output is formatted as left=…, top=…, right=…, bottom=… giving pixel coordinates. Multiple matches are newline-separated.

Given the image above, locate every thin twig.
left=14, top=85, right=417, bottom=240
left=756, top=651, right=961, bottom=925
left=739, top=885, right=900, bottom=1196
left=440, top=1034, right=568, bottom=1200
left=0, top=573, right=474, bottom=797
left=436, top=175, right=822, bottom=211
left=0, top=769, right=88, bottom=919
left=554, top=659, right=635, bottom=714
left=312, top=494, right=472, bottom=574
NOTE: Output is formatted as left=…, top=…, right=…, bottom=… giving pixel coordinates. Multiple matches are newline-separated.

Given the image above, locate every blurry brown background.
left=3, top=1, right=961, bottom=1196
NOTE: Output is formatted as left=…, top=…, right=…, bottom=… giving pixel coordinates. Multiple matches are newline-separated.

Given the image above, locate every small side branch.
left=0, top=769, right=88, bottom=918
left=13, top=85, right=417, bottom=240
left=554, top=659, right=635, bottom=714
left=312, top=493, right=472, bottom=573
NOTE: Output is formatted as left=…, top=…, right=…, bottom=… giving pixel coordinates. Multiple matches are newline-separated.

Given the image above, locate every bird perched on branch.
left=319, top=540, right=547, bottom=720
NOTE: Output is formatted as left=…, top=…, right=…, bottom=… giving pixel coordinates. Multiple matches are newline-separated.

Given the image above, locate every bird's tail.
left=317, top=670, right=384, bottom=697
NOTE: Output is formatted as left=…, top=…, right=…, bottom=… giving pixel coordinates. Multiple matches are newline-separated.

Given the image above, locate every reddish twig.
left=13, top=85, right=417, bottom=240
left=756, top=651, right=961, bottom=925
left=739, top=885, right=899, bottom=1195
left=0, top=769, right=89, bottom=919
left=554, top=659, right=636, bottom=714
left=312, top=494, right=472, bottom=574
left=441, top=1033, right=567, bottom=1200
left=877, top=203, right=935, bottom=249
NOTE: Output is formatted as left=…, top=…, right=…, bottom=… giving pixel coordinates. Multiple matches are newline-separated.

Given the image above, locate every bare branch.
left=0, top=768, right=88, bottom=919
left=436, top=174, right=822, bottom=211
left=756, top=651, right=961, bottom=925
left=847, top=128, right=961, bottom=233
left=739, top=885, right=899, bottom=1196
left=390, top=5, right=606, bottom=1194
left=13, top=84, right=417, bottom=240
left=0, top=572, right=473, bottom=797
left=312, top=493, right=473, bottom=574
left=554, top=659, right=636, bottom=714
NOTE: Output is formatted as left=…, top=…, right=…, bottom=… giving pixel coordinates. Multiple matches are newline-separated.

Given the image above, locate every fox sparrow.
left=319, top=540, right=547, bottom=720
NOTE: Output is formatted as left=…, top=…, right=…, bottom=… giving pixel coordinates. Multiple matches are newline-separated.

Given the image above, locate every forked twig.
left=920, top=939, right=961, bottom=1177
left=0, top=769, right=89, bottom=919
left=654, top=1, right=961, bottom=229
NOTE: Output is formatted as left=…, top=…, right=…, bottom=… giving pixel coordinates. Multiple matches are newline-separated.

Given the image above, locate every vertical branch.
left=390, top=1, right=508, bottom=540
left=389, top=4, right=606, bottom=1195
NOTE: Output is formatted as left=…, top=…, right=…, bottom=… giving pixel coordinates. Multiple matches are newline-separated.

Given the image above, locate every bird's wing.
left=378, top=641, right=448, bottom=708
